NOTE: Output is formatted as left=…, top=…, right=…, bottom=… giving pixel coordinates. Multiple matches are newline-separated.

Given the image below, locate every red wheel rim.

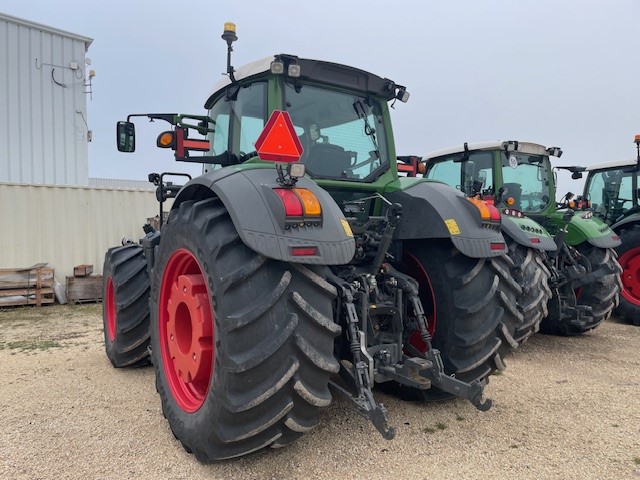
left=106, top=277, right=116, bottom=342
left=159, top=249, right=214, bottom=412
left=402, top=251, right=437, bottom=352
left=618, top=247, right=640, bottom=306
left=574, top=287, right=583, bottom=301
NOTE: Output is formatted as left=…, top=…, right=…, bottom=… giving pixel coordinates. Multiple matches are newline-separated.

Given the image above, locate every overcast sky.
left=3, top=0, right=639, bottom=195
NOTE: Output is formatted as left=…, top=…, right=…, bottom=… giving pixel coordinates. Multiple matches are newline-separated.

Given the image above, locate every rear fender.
left=501, top=216, right=556, bottom=252
left=172, top=167, right=355, bottom=264
left=547, top=210, right=622, bottom=248
left=385, top=181, right=505, bottom=258
left=611, top=213, right=640, bottom=232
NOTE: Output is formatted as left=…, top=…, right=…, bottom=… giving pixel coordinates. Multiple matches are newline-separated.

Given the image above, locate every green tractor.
left=582, top=135, right=640, bottom=325
left=102, top=24, right=527, bottom=461
left=416, top=140, right=622, bottom=336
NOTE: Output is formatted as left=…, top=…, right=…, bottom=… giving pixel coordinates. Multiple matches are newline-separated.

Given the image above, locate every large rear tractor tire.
left=540, top=245, right=621, bottom=336
left=575, top=244, right=622, bottom=328
left=504, top=238, right=552, bottom=344
left=615, top=225, right=640, bottom=325
left=150, top=198, right=340, bottom=461
left=402, top=240, right=519, bottom=388
left=102, top=244, right=151, bottom=368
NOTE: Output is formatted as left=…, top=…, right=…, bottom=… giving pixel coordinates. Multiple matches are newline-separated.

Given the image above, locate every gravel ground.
left=0, top=304, right=639, bottom=480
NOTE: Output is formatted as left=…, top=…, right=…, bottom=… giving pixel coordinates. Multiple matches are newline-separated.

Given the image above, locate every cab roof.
left=204, top=54, right=403, bottom=108
left=587, top=158, right=637, bottom=171
left=423, top=141, right=550, bottom=161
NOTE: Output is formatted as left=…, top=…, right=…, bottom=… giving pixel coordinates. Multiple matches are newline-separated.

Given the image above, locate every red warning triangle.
left=255, top=110, right=304, bottom=163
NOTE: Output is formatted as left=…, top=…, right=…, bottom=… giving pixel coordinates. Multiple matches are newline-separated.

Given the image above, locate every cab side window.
left=208, top=82, right=266, bottom=157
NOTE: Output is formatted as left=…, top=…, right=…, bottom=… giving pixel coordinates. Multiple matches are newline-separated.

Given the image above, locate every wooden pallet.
left=0, top=287, right=55, bottom=307
left=66, top=275, right=103, bottom=304
left=0, top=266, right=56, bottom=307
left=0, top=266, right=54, bottom=290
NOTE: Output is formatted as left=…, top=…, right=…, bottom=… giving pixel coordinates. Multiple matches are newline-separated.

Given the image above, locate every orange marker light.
left=505, top=197, right=516, bottom=206
left=293, top=188, right=322, bottom=216
left=466, top=197, right=491, bottom=221
left=157, top=131, right=175, bottom=148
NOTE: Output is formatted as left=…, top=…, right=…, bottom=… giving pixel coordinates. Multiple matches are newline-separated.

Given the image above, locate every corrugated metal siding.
left=89, top=177, right=155, bottom=190
left=0, top=13, right=92, bottom=185
left=0, top=183, right=168, bottom=280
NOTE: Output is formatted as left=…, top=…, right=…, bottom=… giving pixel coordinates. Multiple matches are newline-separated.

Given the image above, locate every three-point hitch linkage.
left=326, top=195, right=492, bottom=439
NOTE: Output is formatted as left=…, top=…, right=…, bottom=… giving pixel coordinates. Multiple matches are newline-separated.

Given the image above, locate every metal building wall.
left=89, top=178, right=156, bottom=190
left=0, top=183, right=166, bottom=280
left=0, top=13, right=93, bottom=185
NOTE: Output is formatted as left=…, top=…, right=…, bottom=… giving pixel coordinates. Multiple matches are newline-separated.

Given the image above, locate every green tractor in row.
left=102, top=24, right=530, bottom=461
left=581, top=135, right=640, bottom=325
left=404, top=141, right=622, bottom=336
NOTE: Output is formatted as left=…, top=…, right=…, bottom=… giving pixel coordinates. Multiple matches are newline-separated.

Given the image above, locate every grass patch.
left=456, top=414, right=465, bottom=422
left=0, top=303, right=101, bottom=324
left=492, top=370, right=504, bottom=376
left=634, top=457, right=640, bottom=465
left=423, top=426, right=436, bottom=434
left=436, top=422, right=447, bottom=430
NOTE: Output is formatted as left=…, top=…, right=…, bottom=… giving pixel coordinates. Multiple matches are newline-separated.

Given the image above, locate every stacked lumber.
left=0, top=265, right=55, bottom=307
left=66, top=264, right=102, bottom=304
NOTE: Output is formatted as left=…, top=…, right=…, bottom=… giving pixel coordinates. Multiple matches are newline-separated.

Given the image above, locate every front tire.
left=150, top=198, right=340, bottom=461
left=615, top=225, right=640, bottom=325
left=102, top=244, right=151, bottom=368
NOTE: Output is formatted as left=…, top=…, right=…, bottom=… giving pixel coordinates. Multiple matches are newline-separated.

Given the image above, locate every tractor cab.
left=585, top=159, right=639, bottom=224
left=423, top=141, right=556, bottom=215
left=202, top=54, right=407, bottom=186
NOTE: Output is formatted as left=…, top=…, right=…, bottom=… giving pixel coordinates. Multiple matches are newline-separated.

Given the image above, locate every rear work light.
left=503, top=208, right=525, bottom=218
left=273, top=188, right=323, bottom=226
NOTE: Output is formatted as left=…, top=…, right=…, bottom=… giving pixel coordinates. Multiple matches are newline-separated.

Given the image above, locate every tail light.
left=273, top=188, right=322, bottom=225
left=274, top=189, right=304, bottom=216
left=466, top=197, right=501, bottom=222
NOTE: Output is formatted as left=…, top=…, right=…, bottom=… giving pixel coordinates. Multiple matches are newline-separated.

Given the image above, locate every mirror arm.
left=176, top=151, right=241, bottom=166
left=126, top=113, right=179, bottom=124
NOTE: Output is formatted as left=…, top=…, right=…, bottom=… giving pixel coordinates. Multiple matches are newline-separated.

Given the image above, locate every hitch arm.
left=326, top=272, right=396, bottom=440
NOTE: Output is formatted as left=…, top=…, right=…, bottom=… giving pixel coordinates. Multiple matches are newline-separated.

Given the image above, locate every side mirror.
left=571, top=171, right=583, bottom=180
left=116, top=121, right=136, bottom=152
